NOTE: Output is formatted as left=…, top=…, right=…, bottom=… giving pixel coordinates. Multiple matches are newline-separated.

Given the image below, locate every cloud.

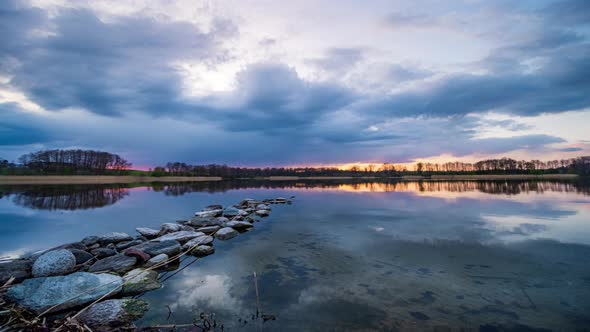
left=2, top=5, right=234, bottom=117
left=558, top=147, right=583, bottom=152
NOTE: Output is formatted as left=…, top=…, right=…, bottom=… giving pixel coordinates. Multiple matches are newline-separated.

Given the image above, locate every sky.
left=0, top=0, right=589, bottom=168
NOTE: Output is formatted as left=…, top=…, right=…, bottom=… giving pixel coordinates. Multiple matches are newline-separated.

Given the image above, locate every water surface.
left=1, top=180, right=589, bottom=331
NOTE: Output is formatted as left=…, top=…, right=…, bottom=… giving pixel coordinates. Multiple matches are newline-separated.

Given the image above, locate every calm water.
left=1, top=180, right=590, bottom=331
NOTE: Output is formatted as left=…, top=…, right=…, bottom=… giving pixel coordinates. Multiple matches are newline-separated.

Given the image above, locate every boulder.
left=223, top=206, right=241, bottom=217
left=115, top=240, right=143, bottom=251
left=32, top=249, right=76, bottom=278
left=215, top=227, right=238, bottom=240
left=160, top=223, right=182, bottom=234
left=0, top=259, right=32, bottom=284
left=131, top=240, right=181, bottom=257
left=89, top=255, right=137, bottom=274
left=123, top=248, right=151, bottom=263
left=153, top=231, right=205, bottom=244
left=197, top=225, right=221, bottom=234
left=99, top=232, right=133, bottom=244
left=182, top=235, right=214, bottom=250
left=255, top=210, right=270, bottom=217
left=6, top=272, right=122, bottom=314
left=68, top=249, right=94, bottom=265
left=203, top=204, right=223, bottom=211
left=191, top=245, right=215, bottom=257
left=195, top=209, right=222, bottom=218
left=256, top=204, right=271, bottom=210
left=225, top=220, right=254, bottom=231
left=144, top=254, right=169, bottom=268
left=187, top=216, right=222, bottom=227
left=79, top=299, right=148, bottom=330
left=81, top=236, right=100, bottom=246
left=179, top=225, right=195, bottom=232
left=135, top=227, right=160, bottom=239
left=91, top=248, right=116, bottom=259
left=122, top=268, right=161, bottom=296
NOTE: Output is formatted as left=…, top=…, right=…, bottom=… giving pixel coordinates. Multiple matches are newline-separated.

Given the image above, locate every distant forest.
left=1, top=149, right=589, bottom=176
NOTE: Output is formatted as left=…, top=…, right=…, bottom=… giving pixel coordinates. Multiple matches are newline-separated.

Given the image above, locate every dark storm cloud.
left=0, top=103, right=53, bottom=146
left=200, top=63, right=357, bottom=133
left=2, top=4, right=233, bottom=117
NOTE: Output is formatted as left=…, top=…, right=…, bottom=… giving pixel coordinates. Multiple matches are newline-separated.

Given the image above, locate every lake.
left=1, top=179, right=590, bottom=331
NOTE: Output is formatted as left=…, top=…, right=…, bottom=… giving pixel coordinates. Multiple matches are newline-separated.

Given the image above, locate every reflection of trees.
left=155, top=179, right=590, bottom=196
left=1, top=185, right=130, bottom=210
left=0, top=179, right=588, bottom=211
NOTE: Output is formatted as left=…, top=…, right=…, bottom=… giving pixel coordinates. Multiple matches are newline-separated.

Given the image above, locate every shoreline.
left=0, top=175, right=222, bottom=185
left=0, top=173, right=579, bottom=185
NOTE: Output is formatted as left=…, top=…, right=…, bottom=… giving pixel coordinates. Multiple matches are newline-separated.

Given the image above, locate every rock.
left=87, top=243, right=101, bottom=250
left=106, top=243, right=116, bottom=249
left=255, top=210, right=270, bottom=216
left=197, top=225, right=221, bottom=234
left=79, top=299, right=148, bottom=330
left=179, top=225, right=195, bottom=232
left=223, top=206, right=241, bottom=217
left=144, top=254, right=168, bottom=268
left=89, top=254, right=137, bottom=274
left=187, top=216, right=222, bottom=227
left=135, top=227, right=160, bottom=239
left=216, top=216, right=229, bottom=223
left=182, top=235, right=214, bottom=250
left=81, top=236, right=100, bottom=246
left=99, top=232, right=133, bottom=244
left=190, top=245, right=215, bottom=257
left=58, top=242, right=87, bottom=251
left=195, top=209, right=222, bottom=218
left=131, top=240, right=181, bottom=257
left=225, top=220, right=254, bottom=230
left=160, top=223, right=182, bottom=234
left=215, top=227, right=238, bottom=240
left=256, top=204, right=271, bottom=210
left=6, top=272, right=122, bottom=314
left=68, top=249, right=94, bottom=265
left=0, top=259, right=32, bottom=284
left=91, top=248, right=116, bottom=259
left=32, top=249, right=76, bottom=278
left=122, top=268, right=161, bottom=296
left=153, top=231, right=205, bottom=243
left=123, top=248, right=151, bottom=263
left=116, top=240, right=143, bottom=251
left=203, top=204, right=223, bottom=211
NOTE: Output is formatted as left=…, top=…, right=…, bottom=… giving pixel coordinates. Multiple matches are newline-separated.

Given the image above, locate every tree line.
left=1, top=149, right=132, bottom=175
left=1, top=151, right=589, bottom=176
left=153, top=156, right=590, bottom=177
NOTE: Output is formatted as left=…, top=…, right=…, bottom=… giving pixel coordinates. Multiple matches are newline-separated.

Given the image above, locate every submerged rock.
left=99, top=232, right=133, bottom=244
left=182, top=235, right=214, bottom=250
left=135, top=227, right=160, bottom=239
left=0, top=259, right=32, bottom=284
left=6, top=272, right=122, bottom=314
left=89, top=254, right=137, bottom=274
left=68, top=249, right=94, bottom=265
left=131, top=240, right=181, bottom=257
left=122, top=268, right=161, bottom=296
left=144, top=254, right=168, bottom=268
left=153, top=231, right=205, bottom=243
left=191, top=245, right=215, bottom=257
left=215, top=227, right=238, bottom=240
left=32, top=249, right=76, bottom=278
left=79, top=299, right=148, bottom=330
